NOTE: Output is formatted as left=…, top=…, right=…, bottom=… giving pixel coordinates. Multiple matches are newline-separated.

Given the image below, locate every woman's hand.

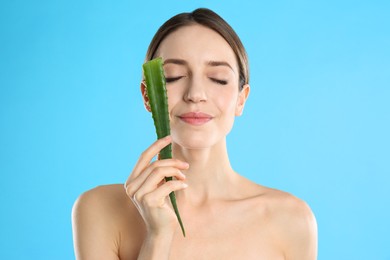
left=124, top=136, right=189, bottom=236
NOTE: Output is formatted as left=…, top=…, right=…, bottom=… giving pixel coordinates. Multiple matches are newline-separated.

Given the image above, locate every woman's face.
left=150, top=24, right=249, bottom=149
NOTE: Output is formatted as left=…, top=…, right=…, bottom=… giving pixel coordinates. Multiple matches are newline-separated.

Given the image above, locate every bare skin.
left=72, top=25, right=317, bottom=260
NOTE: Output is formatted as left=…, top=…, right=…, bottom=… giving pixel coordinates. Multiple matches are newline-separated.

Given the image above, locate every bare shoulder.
left=254, top=185, right=318, bottom=259
left=237, top=178, right=317, bottom=237
left=72, top=184, right=144, bottom=260
left=74, top=184, right=129, bottom=205
left=262, top=187, right=316, bottom=223
left=73, top=184, right=132, bottom=222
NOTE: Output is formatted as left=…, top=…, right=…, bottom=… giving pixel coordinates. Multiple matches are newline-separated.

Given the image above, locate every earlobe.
left=140, top=81, right=151, bottom=112
left=235, top=84, right=250, bottom=116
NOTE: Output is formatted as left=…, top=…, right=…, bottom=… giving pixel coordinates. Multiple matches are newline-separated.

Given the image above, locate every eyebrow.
left=163, top=59, right=188, bottom=66
left=207, top=60, right=234, bottom=71
left=163, top=59, right=234, bottom=71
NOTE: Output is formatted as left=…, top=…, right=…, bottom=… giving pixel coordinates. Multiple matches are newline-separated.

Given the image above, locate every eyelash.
left=165, top=76, right=228, bottom=85
left=211, top=78, right=228, bottom=85
left=165, top=76, right=183, bottom=83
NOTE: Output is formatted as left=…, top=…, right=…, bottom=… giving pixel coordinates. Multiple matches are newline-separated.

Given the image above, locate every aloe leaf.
left=142, top=57, right=186, bottom=237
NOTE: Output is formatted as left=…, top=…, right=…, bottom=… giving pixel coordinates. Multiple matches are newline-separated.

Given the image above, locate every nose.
left=184, top=77, right=207, bottom=103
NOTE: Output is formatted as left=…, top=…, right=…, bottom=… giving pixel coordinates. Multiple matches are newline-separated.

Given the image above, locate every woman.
left=72, top=8, right=317, bottom=260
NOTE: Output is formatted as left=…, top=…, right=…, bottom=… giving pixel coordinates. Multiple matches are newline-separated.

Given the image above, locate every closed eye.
left=165, top=76, right=184, bottom=83
left=211, top=78, right=228, bottom=85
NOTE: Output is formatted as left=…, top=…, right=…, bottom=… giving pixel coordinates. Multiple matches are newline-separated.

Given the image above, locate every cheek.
left=213, top=88, right=238, bottom=113
left=166, top=88, right=183, bottom=115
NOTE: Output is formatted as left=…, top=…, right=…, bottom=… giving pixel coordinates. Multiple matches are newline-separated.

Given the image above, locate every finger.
left=130, top=158, right=188, bottom=188
left=125, top=159, right=189, bottom=199
left=142, top=180, right=188, bottom=208
left=146, top=158, right=189, bottom=178
left=130, top=136, right=172, bottom=181
left=133, top=136, right=172, bottom=177
left=133, top=166, right=187, bottom=201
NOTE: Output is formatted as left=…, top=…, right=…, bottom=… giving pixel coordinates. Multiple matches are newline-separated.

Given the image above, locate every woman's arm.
left=72, top=184, right=179, bottom=260
left=124, top=136, right=188, bottom=259
left=137, top=232, right=175, bottom=260
left=281, top=197, right=318, bottom=260
left=72, top=188, right=121, bottom=260
left=72, top=137, right=188, bottom=260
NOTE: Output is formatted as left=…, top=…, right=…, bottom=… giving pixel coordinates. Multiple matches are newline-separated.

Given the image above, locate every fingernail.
left=183, top=162, right=189, bottom=168
left=182, top=183, right=188, bottom=188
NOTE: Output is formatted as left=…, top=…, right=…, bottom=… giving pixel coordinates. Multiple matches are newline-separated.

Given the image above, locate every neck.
left=172, top=139, right=238, bottom=205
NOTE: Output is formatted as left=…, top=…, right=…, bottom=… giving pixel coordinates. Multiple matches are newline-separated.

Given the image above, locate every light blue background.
left=1, top=0, right=389, bottom=259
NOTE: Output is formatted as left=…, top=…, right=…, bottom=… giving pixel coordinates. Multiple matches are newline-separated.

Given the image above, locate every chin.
left=171, top=131, right=220, bottom=150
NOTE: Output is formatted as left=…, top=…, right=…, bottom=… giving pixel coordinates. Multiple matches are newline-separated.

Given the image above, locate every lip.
left=178, top=112, right=213, bottom=126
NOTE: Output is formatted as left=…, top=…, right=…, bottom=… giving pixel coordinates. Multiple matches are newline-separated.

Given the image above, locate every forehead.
left=156, top=24, right=238, bottom=71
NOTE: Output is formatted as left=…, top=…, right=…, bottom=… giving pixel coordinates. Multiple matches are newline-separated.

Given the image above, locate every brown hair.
left=145, top=8, right=249, bottom=91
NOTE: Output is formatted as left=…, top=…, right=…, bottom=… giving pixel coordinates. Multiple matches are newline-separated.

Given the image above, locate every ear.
left=140, top=81, right=151, bottom=112
left=235, top=84, right=250, bottom=116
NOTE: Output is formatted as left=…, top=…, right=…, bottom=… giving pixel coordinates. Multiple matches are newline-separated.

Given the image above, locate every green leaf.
left=143, top=57, right=186, bottom=237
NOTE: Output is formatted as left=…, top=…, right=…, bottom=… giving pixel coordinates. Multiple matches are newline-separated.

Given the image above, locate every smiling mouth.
left=178, top=112, right=213, bottom=126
